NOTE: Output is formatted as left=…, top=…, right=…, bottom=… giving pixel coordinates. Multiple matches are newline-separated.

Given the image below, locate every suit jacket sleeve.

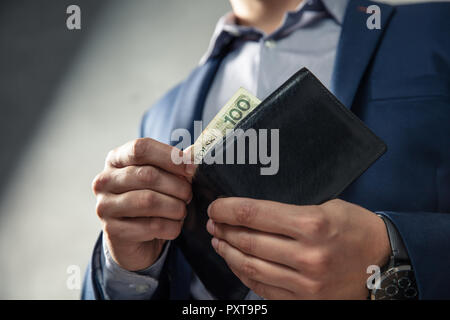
left=378, top=211, right=450, bottom=299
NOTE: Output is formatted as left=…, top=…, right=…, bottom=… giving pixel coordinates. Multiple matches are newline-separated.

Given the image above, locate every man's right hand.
left=92, top=138, right=195, bottom=271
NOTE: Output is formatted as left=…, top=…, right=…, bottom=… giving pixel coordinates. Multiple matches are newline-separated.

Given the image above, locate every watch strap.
left=378, top=214, right=409, bottom=263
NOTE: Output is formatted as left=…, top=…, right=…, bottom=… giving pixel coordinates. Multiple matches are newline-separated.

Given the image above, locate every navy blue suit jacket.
left=83, top=0, right=450, bottom=299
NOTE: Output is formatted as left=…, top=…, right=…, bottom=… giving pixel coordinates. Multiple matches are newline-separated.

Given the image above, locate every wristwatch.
left=370, top=215, right=418, bottom=300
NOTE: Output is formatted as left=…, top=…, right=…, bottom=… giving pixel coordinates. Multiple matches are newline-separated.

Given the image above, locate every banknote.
left=193, top=88, right=261, bottom=163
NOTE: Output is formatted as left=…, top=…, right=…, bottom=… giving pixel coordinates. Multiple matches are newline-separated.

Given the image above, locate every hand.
left=92, top=138, right=195, bottom=271
left=206, top=198, right=391, bottom=299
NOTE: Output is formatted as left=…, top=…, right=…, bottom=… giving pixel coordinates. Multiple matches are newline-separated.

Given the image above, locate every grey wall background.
left=0, top=0, right=230, bottom=299
left=0, top=0, right=443, bottom=299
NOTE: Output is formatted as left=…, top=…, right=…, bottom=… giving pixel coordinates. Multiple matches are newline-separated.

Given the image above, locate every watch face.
left=371, top=265, right=418, bottom=300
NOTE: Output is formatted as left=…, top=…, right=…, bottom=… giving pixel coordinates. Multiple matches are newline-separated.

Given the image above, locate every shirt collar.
left=321, top=0, right=349, bottom=25
left=200, top=0, right=349, bottom=65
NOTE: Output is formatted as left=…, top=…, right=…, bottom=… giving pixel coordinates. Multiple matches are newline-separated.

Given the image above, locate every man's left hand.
left=206, top=198, right=391, bottom=299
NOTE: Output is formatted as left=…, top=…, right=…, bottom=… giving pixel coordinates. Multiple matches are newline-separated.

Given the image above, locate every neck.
left=229, top=0, right=304, bottom=34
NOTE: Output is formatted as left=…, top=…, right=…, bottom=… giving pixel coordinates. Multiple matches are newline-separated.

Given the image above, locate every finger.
left=230, top=266, right=294, bottom=300
left=208, top=197, right=317, bottom=239
left=96, top=166, right=192, bottom=203
left=106, top=138, right=195, bottom=178
left=96, top=190, right=187, bottom=220
left=105, top=217, right=183, bottom=242
left=212, top=237, right=314, bottom=294
left=207, top=220, right=302, bottom=271
left=183, top=145, right=197, bottom=183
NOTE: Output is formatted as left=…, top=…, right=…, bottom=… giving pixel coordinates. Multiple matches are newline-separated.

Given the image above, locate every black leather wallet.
left=174, top=68, right=387, bottom=299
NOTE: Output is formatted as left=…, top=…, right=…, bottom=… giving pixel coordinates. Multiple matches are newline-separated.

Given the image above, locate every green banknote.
left=193, top=88, right=261, bottom=163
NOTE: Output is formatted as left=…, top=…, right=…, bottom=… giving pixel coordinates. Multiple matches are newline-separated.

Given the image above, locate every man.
left=82, top=0, right=450, bottom=299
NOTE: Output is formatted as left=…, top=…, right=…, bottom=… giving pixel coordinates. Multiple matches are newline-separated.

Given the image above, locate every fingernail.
left=207, top=203, right=212, bottom=217
left=185, top=163, right=196, bottom=176
left=211, top=237, right=219, bottom=250
left=183, top=146, right=196, bottom=176
left=206, top=219, right=215, bottom=235
left=186, top=192, right=193, bottom=204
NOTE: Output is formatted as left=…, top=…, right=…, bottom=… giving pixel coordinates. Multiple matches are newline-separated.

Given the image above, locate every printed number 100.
left=223, top=98, right=251, bottom=125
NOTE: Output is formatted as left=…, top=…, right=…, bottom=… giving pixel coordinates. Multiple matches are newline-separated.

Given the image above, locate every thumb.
left=183, top=145, right=198, bottom=182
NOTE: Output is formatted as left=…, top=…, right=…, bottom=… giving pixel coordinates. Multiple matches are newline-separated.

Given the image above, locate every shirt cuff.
left=99, top=233, right=171, bottom=300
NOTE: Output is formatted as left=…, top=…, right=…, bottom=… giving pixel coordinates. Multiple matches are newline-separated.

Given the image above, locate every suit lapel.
left=331, top=0, right=395, bottom=108
left=168, top=58, right=223, bottom=146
